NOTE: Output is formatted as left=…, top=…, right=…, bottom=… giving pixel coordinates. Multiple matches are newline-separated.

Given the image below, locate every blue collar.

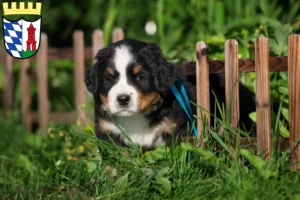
left=171, top=78, right=198, bottom=137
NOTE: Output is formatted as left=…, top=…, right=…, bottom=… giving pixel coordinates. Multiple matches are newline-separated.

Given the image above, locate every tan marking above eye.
left=133, top=66, right=141, bottom=75
left=107, top=68, right=115, bottom=76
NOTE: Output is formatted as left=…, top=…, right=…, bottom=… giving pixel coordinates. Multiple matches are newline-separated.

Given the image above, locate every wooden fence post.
left=92, top=29, right=103, bottom=64
left=3, top=53, right=14, bottom=118
left=112, top=28, right=124, bottom=43
left=36, top=33, right=49, bottom=135
left=225, top=39, right=239, bottom=129
left=196, top=41, right=210, bottom=142
left=73, top=30, right=86, bottom=124
left=288, top=34, right=300, bottom=171
left=255, top=37, right=271, bottom=158
left=20, top=59, right=32, bottom=132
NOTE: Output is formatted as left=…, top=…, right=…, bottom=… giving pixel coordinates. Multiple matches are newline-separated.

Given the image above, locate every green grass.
left=1, top=116, right=300, bottom=199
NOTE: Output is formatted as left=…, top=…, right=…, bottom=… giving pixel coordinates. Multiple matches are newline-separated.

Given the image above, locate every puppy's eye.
left=105, top=75, right=114, bottom=83
left=136, top=74, right=146, bottom=82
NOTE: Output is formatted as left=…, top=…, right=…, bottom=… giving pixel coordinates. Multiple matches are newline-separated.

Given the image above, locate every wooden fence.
left=183, top=35, right=300, bottom=171
left=1, top=28, right=125, bottom=134
left=1, top=29, right=299, bottom=170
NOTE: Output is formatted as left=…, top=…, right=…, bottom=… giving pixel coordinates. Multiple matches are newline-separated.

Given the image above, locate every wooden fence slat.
left=225, top=39, right=239, bottom=129
left=31, top=111, right=93, bottom=124
left=255, top=37, right=271, bottom=158
left=288, top=34, right=300, bottom=171
left=92, top=29, right=103, bottom=64
left=3, top=53, right=14, bottom=118
left=112, top=28, right=124, bottom=43
left=183, top=56, right=288, bottom=75
left=36, top=33, right=49, bottom=135
left=73, top=30, right=86, bottom=124
left=196, top=41, right=210, bottom=141
left=20, top=59, right=32, bottom=133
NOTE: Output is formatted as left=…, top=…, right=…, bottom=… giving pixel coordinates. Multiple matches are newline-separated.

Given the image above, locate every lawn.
left=1, top=116, right=300, bottom=199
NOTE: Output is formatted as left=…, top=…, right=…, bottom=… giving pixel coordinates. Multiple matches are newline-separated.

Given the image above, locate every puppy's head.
left=85, top=39, right=175, bottom=117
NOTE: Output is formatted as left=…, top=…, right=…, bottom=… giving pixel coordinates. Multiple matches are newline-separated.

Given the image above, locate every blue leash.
left=171, top=78, right=198, bottom=137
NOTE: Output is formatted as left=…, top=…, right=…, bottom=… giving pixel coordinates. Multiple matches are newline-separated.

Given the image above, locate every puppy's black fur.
left=185, top=73, right=256, bottom=135
left=85, top=39, right=256, bottom=151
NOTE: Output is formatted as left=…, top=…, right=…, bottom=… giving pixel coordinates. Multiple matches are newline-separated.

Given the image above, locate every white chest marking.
left=100, top=115, right=166, bottom=147
left=116, top=115, right=164, bottom=146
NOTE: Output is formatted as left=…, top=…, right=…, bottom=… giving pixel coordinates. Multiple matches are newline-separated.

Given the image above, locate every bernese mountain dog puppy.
left=85, top=39, right=256, bottom=151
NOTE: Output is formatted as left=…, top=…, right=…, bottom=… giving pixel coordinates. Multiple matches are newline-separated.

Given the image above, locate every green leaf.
left=210, top=130, right=231, bottom=153
left=24, top=134, right=43, bottom=148
left=240, top=149, right=277, bottom=180
left=278, top=86, right=288, bottom=94
left=281, top=107, right=288, bottom=121
left=155, top=167, right=171, bottom=194
left=87, top=161, right=97, bottom=174
left=142, top=146, right=169, bottom=163
left=249, top=112, right=257, bottom=123
left=279, top=124, right=289, bottom=138
left=114, top=172, right=129, bottom=189
left=269, top=24, right=293, bottom=55
left=16, top=154, right=35, bottom=176
left=181, top=143, right=220, bottom=165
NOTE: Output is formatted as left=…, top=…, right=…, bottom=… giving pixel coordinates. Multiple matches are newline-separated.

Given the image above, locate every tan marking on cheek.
left=100, top=95, right=109, bottom=110
left=138, top=92, right=161, bottom=111
left=107, top=68, right=115, bottom=76
left=133, top=66, right=141, bottom=75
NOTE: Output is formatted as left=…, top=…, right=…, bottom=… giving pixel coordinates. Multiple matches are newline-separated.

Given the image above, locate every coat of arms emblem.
left=2, top=2, right=42, bottom=59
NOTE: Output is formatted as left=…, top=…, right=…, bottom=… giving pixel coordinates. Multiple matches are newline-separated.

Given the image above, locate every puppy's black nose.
left=117, top=94, right=130, bottom=106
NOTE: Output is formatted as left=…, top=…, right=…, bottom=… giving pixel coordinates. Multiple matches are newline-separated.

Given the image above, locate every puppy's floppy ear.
left=85, top=64, right=98, bottom=95
left=140, top=43, right=176, bottom=93
left=85, top=47, right=113, bottom=95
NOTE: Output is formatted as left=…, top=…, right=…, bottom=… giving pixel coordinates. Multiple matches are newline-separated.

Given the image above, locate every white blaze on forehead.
left=114, top=45, right=133, bottom=73
left=108, top=45, right=139, bottom=114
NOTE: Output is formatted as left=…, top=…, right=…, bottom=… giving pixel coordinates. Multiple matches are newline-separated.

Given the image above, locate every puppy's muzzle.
left=117, top=94, right=131, bottom=106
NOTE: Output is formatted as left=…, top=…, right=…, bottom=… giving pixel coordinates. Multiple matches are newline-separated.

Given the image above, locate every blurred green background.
left=0, top=0, right=299, bottom=132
